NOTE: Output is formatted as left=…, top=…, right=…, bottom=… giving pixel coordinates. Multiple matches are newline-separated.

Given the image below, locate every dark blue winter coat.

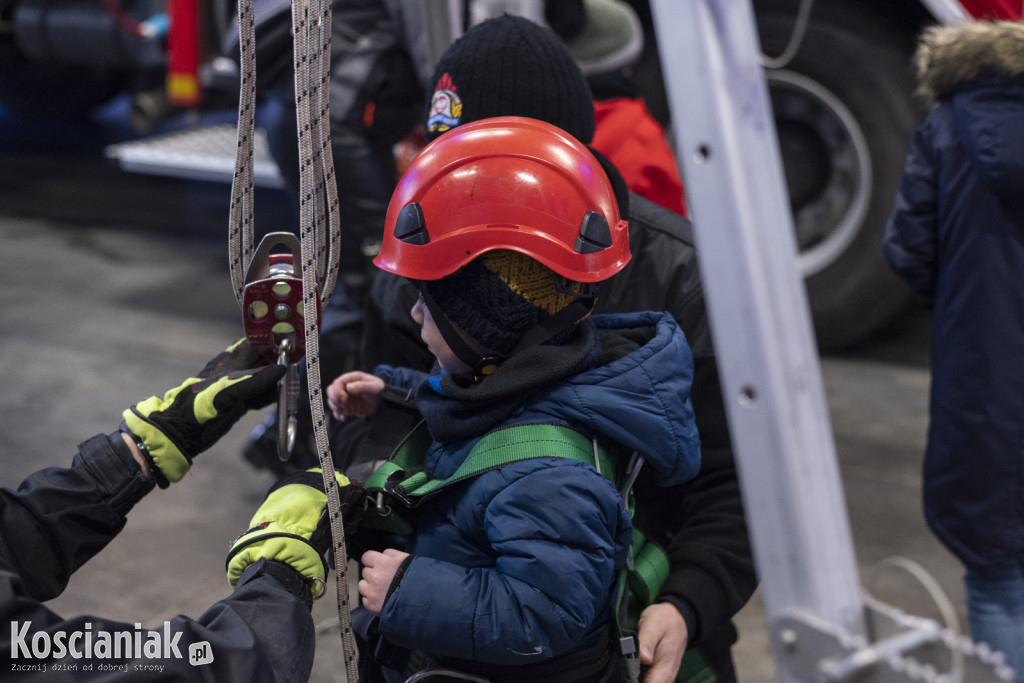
left=372, top=311, right=701, bottom=668
left=882, top=23, right=1024, bottom=571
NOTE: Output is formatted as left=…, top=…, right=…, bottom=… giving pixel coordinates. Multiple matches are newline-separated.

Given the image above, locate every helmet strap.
left=415, top=283, right=497, bottom=377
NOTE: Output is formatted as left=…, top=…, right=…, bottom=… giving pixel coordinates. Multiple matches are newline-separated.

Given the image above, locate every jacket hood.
left=916, top=21, right=1024, bottom=207
left=915, top=21, right=1024, bottom=106
left=526, top=311, right=701, bottom=487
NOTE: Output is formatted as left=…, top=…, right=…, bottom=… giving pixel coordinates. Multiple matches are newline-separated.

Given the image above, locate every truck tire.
left=756, top=2, right=923, bottom=351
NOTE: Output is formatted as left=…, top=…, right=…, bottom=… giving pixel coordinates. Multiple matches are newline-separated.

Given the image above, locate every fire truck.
left=1, top=0, right=1019, bottom=350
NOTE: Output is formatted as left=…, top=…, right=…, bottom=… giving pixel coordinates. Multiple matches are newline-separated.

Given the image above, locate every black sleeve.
left=603, top=193, right=758, bottom=654
left=0, top=433, right=154, bottom=601
left=0, top=434, right=315, bottom=681
left=635, top=354, right=757, bottom=654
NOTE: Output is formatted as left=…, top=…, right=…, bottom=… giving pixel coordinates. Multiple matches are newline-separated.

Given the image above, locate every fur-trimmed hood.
left=915, top=20, right=1024, bottom=105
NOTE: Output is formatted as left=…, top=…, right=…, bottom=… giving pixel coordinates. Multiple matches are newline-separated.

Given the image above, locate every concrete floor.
left=0, top=111, right=969, bottom=682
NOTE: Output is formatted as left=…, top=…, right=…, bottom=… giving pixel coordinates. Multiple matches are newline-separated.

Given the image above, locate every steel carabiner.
left=276, top=338, right=300, bottom=460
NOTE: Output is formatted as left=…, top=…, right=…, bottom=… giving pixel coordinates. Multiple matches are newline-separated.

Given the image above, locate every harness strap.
left=363, top=420, right=676, bottom=680
left=364, top=421, right=667, bottom=618
left=365, top=422, right=617, bottom=506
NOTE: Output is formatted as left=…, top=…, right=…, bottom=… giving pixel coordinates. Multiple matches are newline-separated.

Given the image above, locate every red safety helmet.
left=374, top=116, right=630, bottom=283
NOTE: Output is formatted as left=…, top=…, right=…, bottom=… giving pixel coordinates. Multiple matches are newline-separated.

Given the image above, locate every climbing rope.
left=227, top=0, right=356, bottom=677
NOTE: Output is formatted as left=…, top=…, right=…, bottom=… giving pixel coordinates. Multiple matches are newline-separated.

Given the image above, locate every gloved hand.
left=122, top=338, right=286, bottom=484
left=227, top=468, right=366, bottom=598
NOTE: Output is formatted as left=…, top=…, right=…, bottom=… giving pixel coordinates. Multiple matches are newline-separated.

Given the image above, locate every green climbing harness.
left=361, top=420, right=719, bottom=682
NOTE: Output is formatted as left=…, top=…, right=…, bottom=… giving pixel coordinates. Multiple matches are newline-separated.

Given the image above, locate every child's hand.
left=327, top=371, right=385, bottom=421
left=359, top=548, right=410, bottom=615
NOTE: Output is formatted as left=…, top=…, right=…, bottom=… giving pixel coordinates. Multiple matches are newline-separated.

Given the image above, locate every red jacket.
left=959, top=0, right=1021, bottom=20
left=593, top=97, right=688, bottom=217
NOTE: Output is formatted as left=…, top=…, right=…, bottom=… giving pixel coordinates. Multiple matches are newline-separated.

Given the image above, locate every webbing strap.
left=365, top=419, right=433, bottom=483
left=628, top=533, right=671, bottom=606
left=366, top=422, right=615, bottom=506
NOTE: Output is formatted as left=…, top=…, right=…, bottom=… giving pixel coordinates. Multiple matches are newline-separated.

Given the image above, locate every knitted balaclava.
left=423, top=250, right=583, bottom=356
left=424, top=15, right=595, bottom=143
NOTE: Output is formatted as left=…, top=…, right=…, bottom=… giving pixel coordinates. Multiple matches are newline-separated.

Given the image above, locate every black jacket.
left=603, top=181, right=756, bottom=666
left=0, top=433, right=315, bottom=681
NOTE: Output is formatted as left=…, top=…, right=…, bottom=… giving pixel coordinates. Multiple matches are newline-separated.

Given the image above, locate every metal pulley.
left=242, top=231, right=319, bottom=460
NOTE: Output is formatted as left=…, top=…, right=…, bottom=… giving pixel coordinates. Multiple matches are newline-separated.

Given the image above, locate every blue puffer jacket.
left=883, top=22, right=1024, bottom=571
left=373, top=311, right=701, bottom=668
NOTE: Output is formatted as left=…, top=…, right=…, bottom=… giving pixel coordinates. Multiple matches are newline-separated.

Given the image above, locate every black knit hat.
left=424, top=15, right=595, bottom=143
left=424, top=251, right=581, bottom=356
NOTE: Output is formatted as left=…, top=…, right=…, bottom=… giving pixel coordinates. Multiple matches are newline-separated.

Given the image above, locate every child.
left=327, top=116, right=701, bottom=682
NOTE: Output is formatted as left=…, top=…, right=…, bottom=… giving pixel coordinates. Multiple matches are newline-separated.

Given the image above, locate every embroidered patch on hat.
left=426, top=73, right=463, bottom=136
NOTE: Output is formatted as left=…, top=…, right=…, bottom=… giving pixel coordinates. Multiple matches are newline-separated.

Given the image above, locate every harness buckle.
left=619, top=635, right=642, bottom=683
left=382, top=470, right=416, bottom=508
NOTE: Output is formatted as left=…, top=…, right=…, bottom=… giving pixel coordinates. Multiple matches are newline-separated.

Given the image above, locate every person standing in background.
left=883, top=20, right=1024, bottom=680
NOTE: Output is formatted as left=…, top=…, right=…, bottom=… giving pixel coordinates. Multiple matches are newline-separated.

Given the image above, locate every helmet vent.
left=394, top=203, right=430, bottom=245
left=573, top=211, right=612, bottom=254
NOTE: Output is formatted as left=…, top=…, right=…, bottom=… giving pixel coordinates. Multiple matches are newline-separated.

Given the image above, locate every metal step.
left=105, top=123, right=285, bottom=189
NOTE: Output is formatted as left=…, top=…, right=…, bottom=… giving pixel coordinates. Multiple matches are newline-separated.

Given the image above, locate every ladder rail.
left=649, top=0, right=866, bottom=660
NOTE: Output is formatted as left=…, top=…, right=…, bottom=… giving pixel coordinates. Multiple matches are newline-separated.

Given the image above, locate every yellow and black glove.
left=226, top=469, right=366, bottom=598
left=122, top=338, right=286, bottom=486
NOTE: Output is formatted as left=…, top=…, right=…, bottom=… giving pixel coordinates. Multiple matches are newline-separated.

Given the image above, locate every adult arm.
left=639, top=353, right=757, bottom=649
left=602, top=194, right=757, bottom=667
left=0, top=432, right=315, bottom=681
